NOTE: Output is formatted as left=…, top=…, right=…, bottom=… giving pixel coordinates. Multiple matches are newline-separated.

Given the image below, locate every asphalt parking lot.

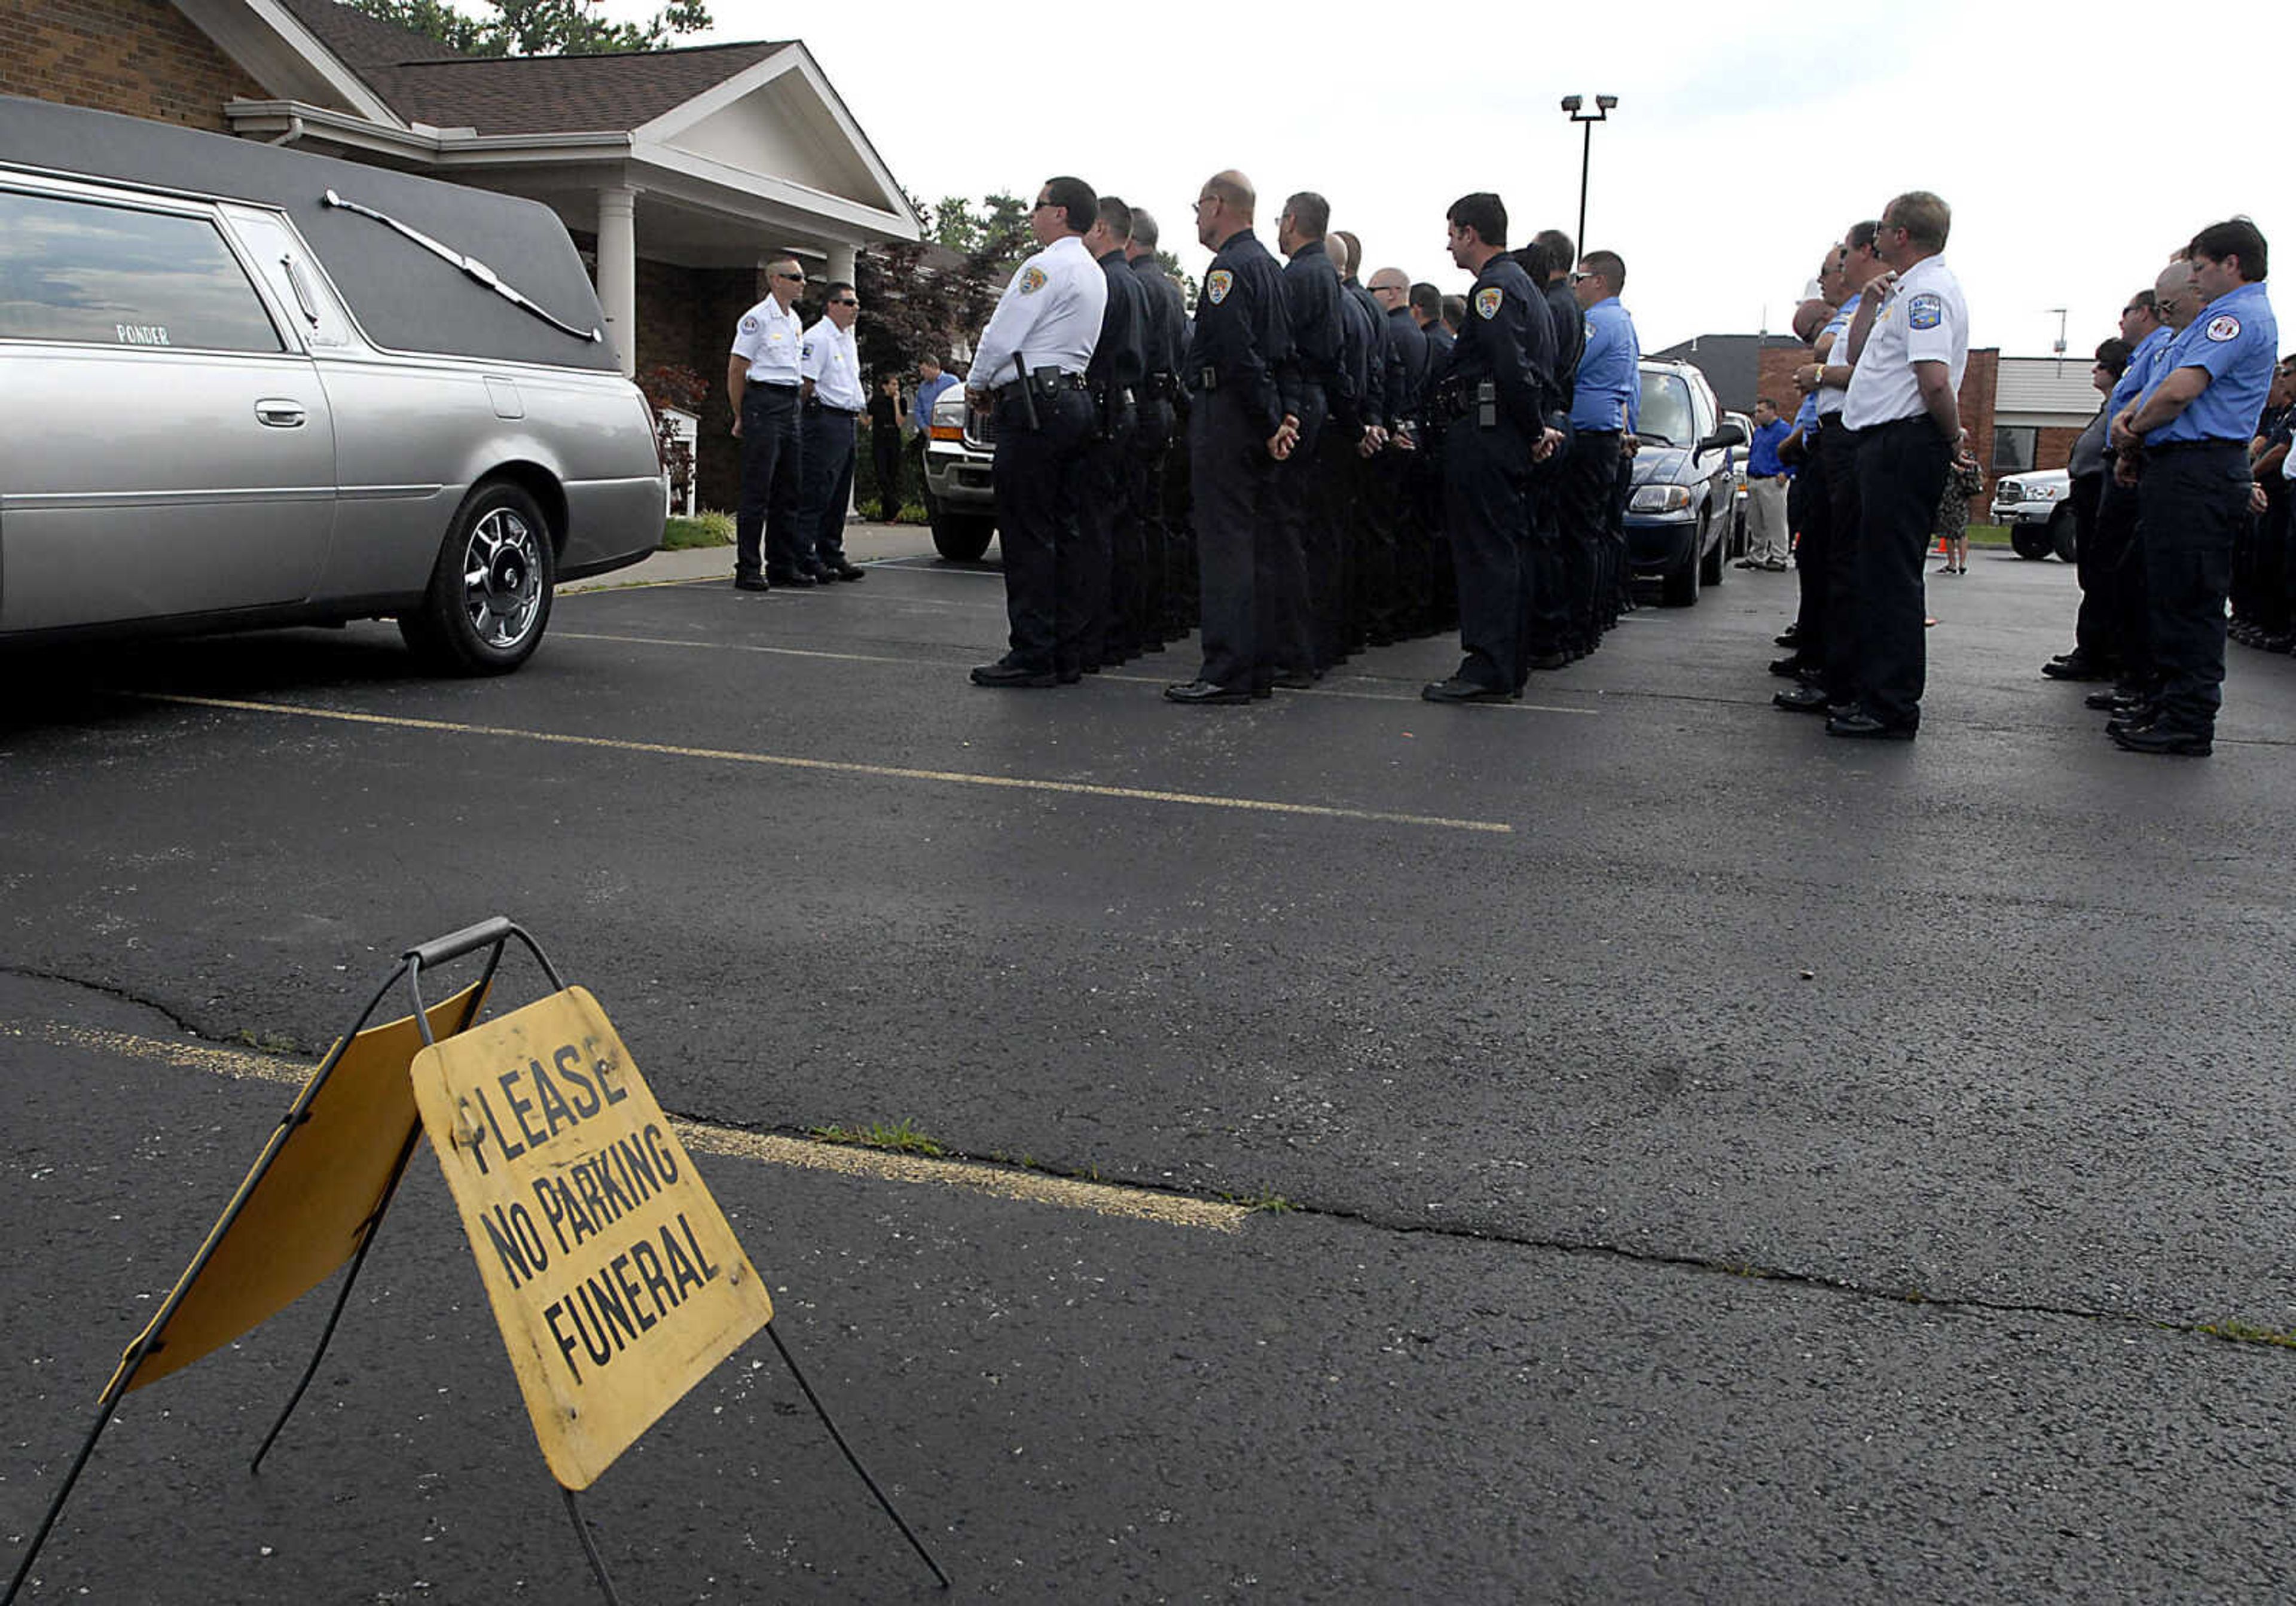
left=5, top=527, right=2296, bottom=1602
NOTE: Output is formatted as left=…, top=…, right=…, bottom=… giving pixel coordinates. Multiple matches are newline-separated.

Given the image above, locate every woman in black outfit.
left=868, top=372, right=903, bottom=523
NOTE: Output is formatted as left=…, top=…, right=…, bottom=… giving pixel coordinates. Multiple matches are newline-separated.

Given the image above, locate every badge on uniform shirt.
left=801, top=340, right=814, bottom=358
left=740, top=315, right=758, bottom=333
left=1908, top=293, right=1943, bottom=331
left=1584, top=317, right=1596, bottom=340
left=1019, top=266, right=1047, bottom=295
left=1207, top=270, right=1233, bottom=305
left=2207, top=314, right=2242, bottom=343
left=1474, top=288, right=1501, bottom=320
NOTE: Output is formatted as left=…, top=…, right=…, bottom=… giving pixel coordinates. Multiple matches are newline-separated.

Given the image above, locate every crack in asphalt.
left=10, top=963, right=2289, bottom=1354
left=0, top=962, right=212, bottom=1040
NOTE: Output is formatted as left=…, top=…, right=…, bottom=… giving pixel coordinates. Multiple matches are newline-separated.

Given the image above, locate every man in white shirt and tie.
left=798, top=281, right=869, bottom=582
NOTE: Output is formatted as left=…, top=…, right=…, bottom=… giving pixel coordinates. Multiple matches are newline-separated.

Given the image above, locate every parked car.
left=1722, top=409, right=1754, bottom=551
left=1624, top=360, right=1745, bottom=605
left=921, top=384, right=998, bottom=560
left=1991, top=468, right=2077, bottom=561
left=0, top=96, right=667, bottom=673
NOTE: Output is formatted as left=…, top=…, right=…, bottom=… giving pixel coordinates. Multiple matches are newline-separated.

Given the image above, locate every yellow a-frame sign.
left=4, top=919, right=944, bottom=1606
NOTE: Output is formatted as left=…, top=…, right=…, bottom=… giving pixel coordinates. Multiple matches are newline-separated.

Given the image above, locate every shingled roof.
left=273, top=0, right=790, bottom=136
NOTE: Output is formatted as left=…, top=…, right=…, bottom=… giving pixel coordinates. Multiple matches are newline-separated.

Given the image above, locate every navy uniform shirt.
left=1344, top=279, right=1394, bottom=428
left=1088, top=246, right=1147, bottom=396
left=1187, top=228, right=1296, bottom=436
left=2143, top=280, right=2279, bottom=445
left=1423, top=319, right=1455, bottom=387
left=1129, top=252, right=1186, bottom=386
left=1279, top=240, right=1348, bottom=404
left=1332, top=287, right=1375, bottom=432
left=1543, top=278, right=1584, bottom=414
left=1448, top=255, right=1553, bottom=437
left=1384, top=304, right=1430, bottom=420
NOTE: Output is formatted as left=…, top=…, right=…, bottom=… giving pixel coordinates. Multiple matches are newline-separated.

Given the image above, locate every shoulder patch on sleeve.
left=1474, top=287, right=1502, bottom=320
left=1206, top=269, right=1234, bottom=305
left=2206, top=313, right=2242, bottom=343
left=739, top=315, right=758, bottom=332
left=1019, top=265, right=1047, bottom=295
left=1908, top=294, right=1943, bottom=331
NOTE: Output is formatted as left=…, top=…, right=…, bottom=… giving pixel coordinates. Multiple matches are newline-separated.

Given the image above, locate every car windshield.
left=1636, top=372, right=1692, bottom=445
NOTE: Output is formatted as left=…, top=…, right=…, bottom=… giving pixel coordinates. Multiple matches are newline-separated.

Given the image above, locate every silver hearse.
left=0, top=96, right=665, bottom=673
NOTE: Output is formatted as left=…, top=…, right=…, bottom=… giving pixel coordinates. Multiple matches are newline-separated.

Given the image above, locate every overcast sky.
left=653, top=0, right=2286, bottom=361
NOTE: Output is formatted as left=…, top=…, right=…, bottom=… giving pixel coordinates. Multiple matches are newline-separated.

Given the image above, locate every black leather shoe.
left=1775, top=625, right=1800, bottom=647
left=1769, top=655, right=1810, bottom=679
left=1269, top=668, right=1315, bottom=690
left=1525, top=652, right=1568, bottom=673
left=2083, top=689, right=2126, bottom=711
left=2041, top=655, right=2109, bottom=681
left=823, top=560, right=866, bottom=581
left=971, top=660, right=1057, bottom=688
left=1164, top=679, right=1251, bottom=704
left=769, top=569, right=816, bottom=588
left=2111, top=722, right=2211, bottom=756
left=733, top=574, right=770, bottom=592
left=1056, top=667, right=1083, bottom=685
left=1825, top=709, right=1917, bottom=740
left=1773, top=684, right=1832, bottom=714
left=2104, top=703, right=2160, bottom=737
left=1421, top=676, right=1515, bottom=703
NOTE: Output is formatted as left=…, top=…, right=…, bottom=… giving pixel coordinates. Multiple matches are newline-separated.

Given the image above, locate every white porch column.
left=595, top=185, right=638, bottom=377
left=825, top=241, right=857, bottom=288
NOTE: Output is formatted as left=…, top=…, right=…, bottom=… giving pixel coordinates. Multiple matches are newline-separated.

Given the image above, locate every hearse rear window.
left=0, top=189, right=284, bottom=353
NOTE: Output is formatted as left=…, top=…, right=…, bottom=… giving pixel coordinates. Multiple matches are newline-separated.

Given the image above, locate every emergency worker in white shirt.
left=1834, top=190, right=1970, bottom=740
left=726, top=255, right=811, bottom=590
left=798, top=281, right=869, bottom=582
left=967, top=176, right=1109, bottom=688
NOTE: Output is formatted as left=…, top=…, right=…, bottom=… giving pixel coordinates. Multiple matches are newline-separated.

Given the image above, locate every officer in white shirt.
left=967, top=175, right=1108, bottom=688
left=1834, top=190, right=1970, bottom=740
left=726, top=256, right=810, bottom=590
left=798, top=281, right=869, bottom=581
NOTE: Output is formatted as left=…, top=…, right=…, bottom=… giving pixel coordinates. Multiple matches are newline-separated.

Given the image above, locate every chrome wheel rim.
left=462, top=506, right=544, bottom=649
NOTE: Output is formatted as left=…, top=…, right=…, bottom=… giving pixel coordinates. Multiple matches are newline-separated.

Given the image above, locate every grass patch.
left=808, top=1117, right=946, bottom=1158
left=663, top=511, right=734, bottom=549
left=234, top=1028, right=298, bottom=1055
left=1224, top=1189, right=1298, bottom=1214
left=2198, top=1319, right=2296, bottom=1349
left=1964, top=523, right=2011, bottom=548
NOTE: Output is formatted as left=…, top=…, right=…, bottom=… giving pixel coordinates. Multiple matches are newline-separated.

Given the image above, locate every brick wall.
left=2034, top=425, right=2083, bottom=474
left=1, top=0, right=264, bottom=131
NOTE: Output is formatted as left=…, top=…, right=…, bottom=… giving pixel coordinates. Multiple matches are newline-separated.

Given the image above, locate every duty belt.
left=805, top=401, right=859, bottom=416
left=994, top=368, right=1086, bottom=408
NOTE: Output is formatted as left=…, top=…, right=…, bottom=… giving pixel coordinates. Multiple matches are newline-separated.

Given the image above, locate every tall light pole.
left=1560, top=94, right=1618, bottom=254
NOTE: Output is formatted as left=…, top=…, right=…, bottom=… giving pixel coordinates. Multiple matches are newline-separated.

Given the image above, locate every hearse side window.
left=0, top=189, right=285, bottom=353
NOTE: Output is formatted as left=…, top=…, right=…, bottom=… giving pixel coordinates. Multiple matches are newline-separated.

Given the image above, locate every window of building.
left=1992, top=425, right=2037, bottom=473
left=0, top=190, right=285, bottom=353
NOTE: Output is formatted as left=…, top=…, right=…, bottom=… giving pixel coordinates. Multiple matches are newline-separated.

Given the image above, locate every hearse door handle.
left=256, top=399, right=307, bottom=428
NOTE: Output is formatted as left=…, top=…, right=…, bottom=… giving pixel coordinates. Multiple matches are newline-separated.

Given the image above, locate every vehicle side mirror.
left=1697, top=421, right=1746, bottom=454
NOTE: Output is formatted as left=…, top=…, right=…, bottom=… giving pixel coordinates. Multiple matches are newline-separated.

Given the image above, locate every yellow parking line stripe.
left=130, top=692, right=1515, bottom=834
left=8, top=1019, right=1245, bottom=1233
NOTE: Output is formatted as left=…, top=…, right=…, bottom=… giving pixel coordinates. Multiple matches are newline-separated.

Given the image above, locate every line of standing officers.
left=960, top=171, right=1643, bottom=702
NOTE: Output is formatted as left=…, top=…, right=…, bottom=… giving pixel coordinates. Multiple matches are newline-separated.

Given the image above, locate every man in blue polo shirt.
left=2046, top=287, right=2167, bottom=682
left=2109, top=218, right=2277, bottom=756
left=910, top=353, right=962, bottom=517
left=1565, top=251, right=1639, bottom=653
left=1737, top=396, right=1794, bottom=570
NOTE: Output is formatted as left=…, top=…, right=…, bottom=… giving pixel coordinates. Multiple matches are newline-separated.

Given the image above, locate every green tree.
left=345, top=0, right=711, bottom=56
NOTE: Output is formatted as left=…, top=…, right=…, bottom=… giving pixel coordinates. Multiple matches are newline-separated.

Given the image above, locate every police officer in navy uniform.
left=1079, top=194, right=1147, bottom=670
left=1424, top=192, right=1557, bottom=702
left=1323, top=235, right=1376, bottom=657
left=1832, top=190, right=1970, bottom=740
left=2110, top=218, right=2278, bottom=755
left=1411, top=281, right=1457, bottom=631
left=1369, top=265, right=1434, bottom=639
left=726, top=255, right=810, bottom=590
left=1167, top=170, right=1299, bottom=705
left=1522, top=232, right=1586, bottom=658
left=966, top=176, right=1107, bottom=688
left=1273, top=192, right=1347, bottom=685
left=1124, top=208, right=1188, bottom=650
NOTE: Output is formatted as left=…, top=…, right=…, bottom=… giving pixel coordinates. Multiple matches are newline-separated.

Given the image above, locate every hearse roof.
left=0, top=94, right=621, bottom=374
